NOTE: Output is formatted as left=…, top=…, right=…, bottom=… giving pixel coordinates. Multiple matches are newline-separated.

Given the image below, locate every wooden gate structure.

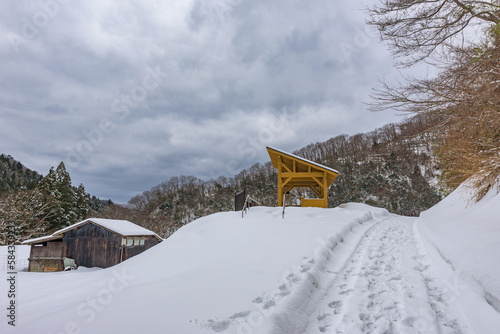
left=266, top=146, right=339, bottom=208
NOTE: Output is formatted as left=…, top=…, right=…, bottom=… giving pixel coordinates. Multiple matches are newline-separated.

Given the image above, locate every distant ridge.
left=0, top=154, right=43, bottom=195
left=109, top=114, right=445, bottom=239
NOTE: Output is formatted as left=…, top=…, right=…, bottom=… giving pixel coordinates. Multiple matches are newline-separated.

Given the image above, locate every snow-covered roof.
left=267, top=146, right=340, bottom=174
left=54, top=218, right=162, bottom=239
left=22, top=234, right=62, bottom=245
left=22, top=218, right=162, bottom=245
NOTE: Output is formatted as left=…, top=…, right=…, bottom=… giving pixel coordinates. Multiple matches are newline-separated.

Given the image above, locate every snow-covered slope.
left=3, top=187, right=500, bottom=334
left=418, top=182, right=500, bottom=313
left=1, top=205, right=382, bottom=334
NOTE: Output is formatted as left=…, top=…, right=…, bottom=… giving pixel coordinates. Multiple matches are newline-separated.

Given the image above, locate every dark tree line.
left=0, top=160, right=109, bottom=244
left=1, top=114, right=445, bottom=243
left=0, top=154, right=43, bottom=195
left=114, top=114, right=443, bottom=238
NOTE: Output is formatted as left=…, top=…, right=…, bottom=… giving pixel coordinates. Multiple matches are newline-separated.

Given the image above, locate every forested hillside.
left=103, top=114, right=445, bottom=238
left=298, top=113, right=443, bottom=215
left=0, top=154, right=43, bottom=195
left=0, top=158, right=109, bottom=244
left=0, top=114, right=447, bottom=241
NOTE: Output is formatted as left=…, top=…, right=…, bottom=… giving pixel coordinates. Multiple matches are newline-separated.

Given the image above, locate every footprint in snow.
left=262, top=299, right=275, bottom=309
left=403, top=315, right=432, bottom=331
left=300, top=265, right=311, bottom=273
left=252, top=296, right=263, bottom=304
left=328, top=300, right=343, bottom=310
left=389, top=276, right=402, bottom=281
left=339, top=288, right=354, bottom=295
left=278, top=283, right=291, bottom=297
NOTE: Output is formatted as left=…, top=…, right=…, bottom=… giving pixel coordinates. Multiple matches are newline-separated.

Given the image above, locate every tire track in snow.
left=305, top=217, right=468, bottom=334
left=196, top=211, right=378, bottom=334
left=198, top=214, right=471, bottom=334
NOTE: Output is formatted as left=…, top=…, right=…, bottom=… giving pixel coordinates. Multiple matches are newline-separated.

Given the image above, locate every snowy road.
left=253, top=214, right=490, bottom=334
left=302, top=216, right=468, bottom=334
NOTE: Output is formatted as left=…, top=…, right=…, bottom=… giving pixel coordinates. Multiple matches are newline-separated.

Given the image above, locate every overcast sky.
left=0, top=0, right=403, bottom=203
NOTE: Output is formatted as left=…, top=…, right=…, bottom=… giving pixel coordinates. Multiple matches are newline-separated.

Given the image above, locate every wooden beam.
left=282, top=163, right=292, bottom=173
left=308, top=185, right=321, bottom=197
left=282, top=172, right=325, bottom=178
left=311, top=176, right=325, bottom=189
left=282, top=177, right=293, bottom=188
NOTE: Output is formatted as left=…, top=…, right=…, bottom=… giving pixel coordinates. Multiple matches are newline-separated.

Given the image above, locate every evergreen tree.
left=75, top=183, right=89, bottom=221
left=0, top=154, right=43, bottom=195
left=55, top=162, right=77, bottom=225
left=37, top=167, right=59, bottom=198
left=37, top=166, right=62, bottom=229
left=36, top=162, right=88, bottom=230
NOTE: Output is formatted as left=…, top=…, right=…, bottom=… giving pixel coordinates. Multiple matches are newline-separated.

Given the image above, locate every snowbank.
left=1, top=205, right=382, bottom=334
left=418, top=182, right=500, bottom=312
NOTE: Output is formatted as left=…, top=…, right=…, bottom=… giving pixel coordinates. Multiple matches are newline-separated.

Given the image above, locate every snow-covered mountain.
left=1, top=182, right=499, bottom=333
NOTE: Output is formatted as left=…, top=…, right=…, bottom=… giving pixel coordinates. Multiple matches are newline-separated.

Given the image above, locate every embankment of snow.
left=240, top=204, right=390, bottom=334
left=338, top=202, right=390, bottom=220
left=3, top=205, right=383, bottom=334
left=418, top=182, right=500, bottom=312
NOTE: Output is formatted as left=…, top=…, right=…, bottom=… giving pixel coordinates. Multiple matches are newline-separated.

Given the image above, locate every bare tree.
left=367, top=1, right=500, bottom=200
left=367, top=0, right=500, bottom=66
left=0, top=189, right=52, bottom=244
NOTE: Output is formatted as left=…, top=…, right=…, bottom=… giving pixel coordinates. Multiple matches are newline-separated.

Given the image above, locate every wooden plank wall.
left=30, top=241, right=63, bottom=258
left=63, top=223, right=121, bottom=268
left=28, top=258, right=64, bottom=272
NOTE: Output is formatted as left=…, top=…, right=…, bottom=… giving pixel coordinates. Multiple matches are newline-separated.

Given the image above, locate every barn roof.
left=54, top=218, right=161, bottom=238
left=21, top=234, right=62, bottom=245
left=22, top=218, right=162, bottom=245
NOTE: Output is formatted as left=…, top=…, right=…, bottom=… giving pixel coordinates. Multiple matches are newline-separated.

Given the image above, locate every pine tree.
left=37, top=166, right=62, bottom=229
left=36, top=162, right=89, bottom=230
left=55, top=162, right=77, bottom=226
left=75, top=183, right=89, bottom=221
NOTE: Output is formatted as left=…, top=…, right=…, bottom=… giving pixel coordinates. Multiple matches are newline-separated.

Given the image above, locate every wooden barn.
left=22, top=218, right=162, bottom=272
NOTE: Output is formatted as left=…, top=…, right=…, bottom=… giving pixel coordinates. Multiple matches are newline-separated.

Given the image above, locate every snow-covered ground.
left=418, top=182, right=500, bottom=319
left=1, top=184, right=500, bottom=333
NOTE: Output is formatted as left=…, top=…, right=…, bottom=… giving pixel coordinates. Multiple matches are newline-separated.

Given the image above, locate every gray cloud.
left=0, top=0, right=404, bottom=202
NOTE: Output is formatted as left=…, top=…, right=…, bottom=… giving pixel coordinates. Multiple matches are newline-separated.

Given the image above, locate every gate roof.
left=267, top=146, right=339, bottom=188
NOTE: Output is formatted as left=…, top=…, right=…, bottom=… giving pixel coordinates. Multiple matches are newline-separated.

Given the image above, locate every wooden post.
left=277, top=155, right=283, bottom=207
left=323, top=171, right=328, bottom=208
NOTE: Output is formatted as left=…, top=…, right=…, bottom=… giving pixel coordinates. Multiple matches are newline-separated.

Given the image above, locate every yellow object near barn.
left=267, top=146, right=339, bottom=208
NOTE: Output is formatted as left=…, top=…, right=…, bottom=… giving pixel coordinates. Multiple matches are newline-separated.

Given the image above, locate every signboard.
left=235, top=189, right=246, bottom=211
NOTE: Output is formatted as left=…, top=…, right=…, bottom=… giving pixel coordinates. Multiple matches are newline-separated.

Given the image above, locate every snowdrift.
left=418, top=182, right=500, bottom=312
left=1, top=205, right=385, bottom=334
